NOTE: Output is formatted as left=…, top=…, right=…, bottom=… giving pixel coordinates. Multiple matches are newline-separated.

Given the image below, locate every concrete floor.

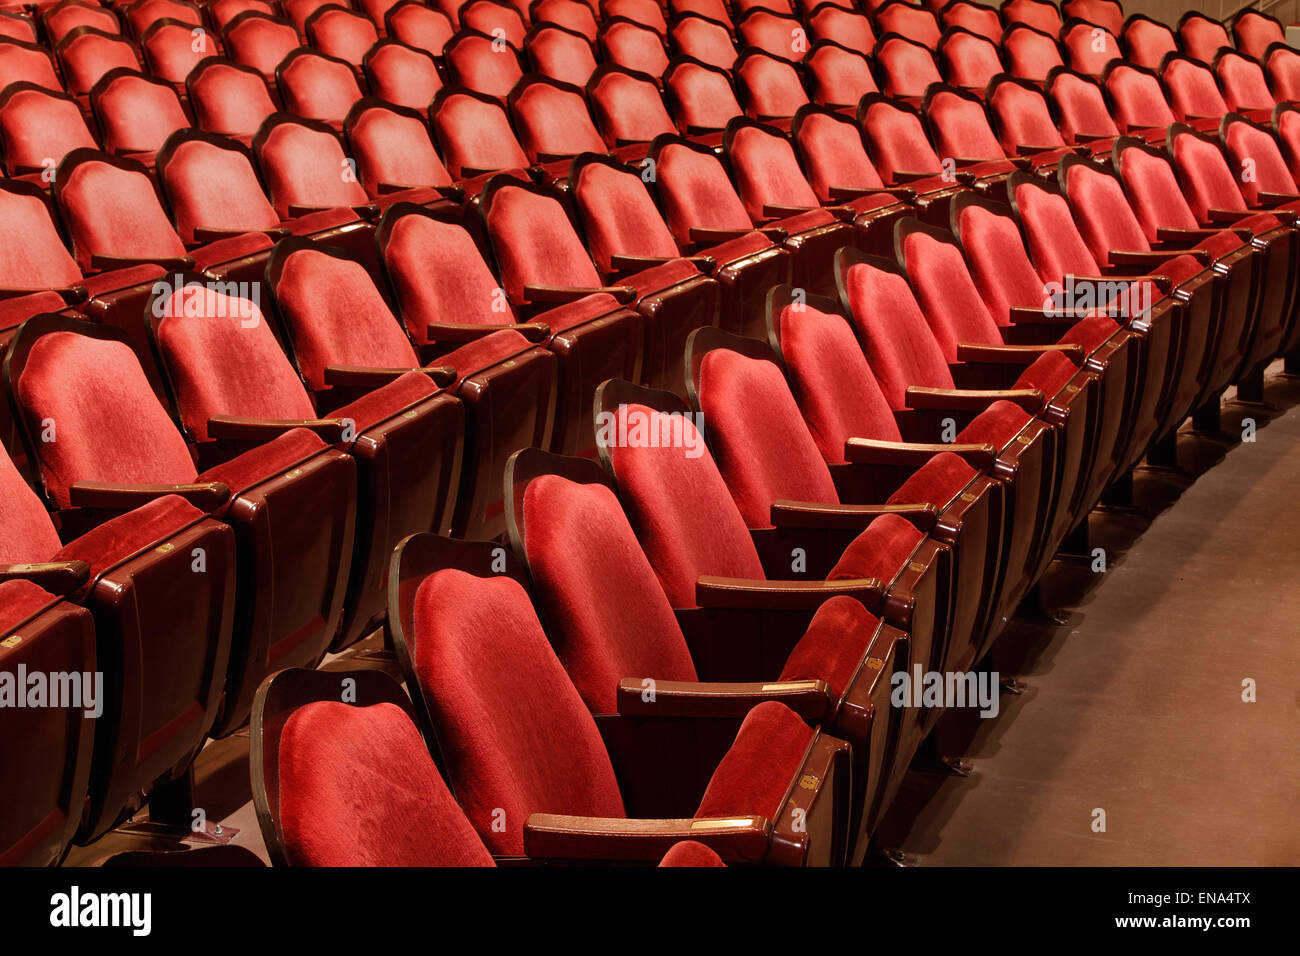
left=876, top=365, right=1300, bottom=866
left=65, top=366, right=1300, bottom=867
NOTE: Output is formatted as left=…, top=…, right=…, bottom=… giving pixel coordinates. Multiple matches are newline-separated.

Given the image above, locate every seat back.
left=1063, top=0, right=1122, bottom=36
left=858, top=94, right=943, bottom=183
left=385, top=1, right=454, bottom=57
left=220, top=10, right=300, bottom=79
left=723, top=118, right=819, bottom=221
left=1110, top=136, right=1201, bottom=241
left=533, top=0, right=597, bottom=39
left=736, top=9, right=807, bottom=61
left=1120, top=14, right=1177, bottom=71
left=140, top=17, right=216, bottom=84
left=362, top=38, right=442, bottom=110
left=950, top=190, right=1052, bottom=324
left=791, top=104, right=885, bottom=202
left=265, top=238, right=419, bottom=392
left=1060, top=18, right=1121, bottom=77
left=875, top=1, right=941, bottom=47
left=649, top=135, right=755, bottom=244
left=1002, top=22, right=1063, bottom=82
left=344, top=98, right=452, bottom=198
left=1233, top=10, right=1285, bottom=61
left=505, top=448, right=699, bottom=711
left=458, top=0, right=526, bottom=49
left=187, top=56, right=279, bottom=142
left=1046, top=66, right=1119, bottom=142
left=0, top=179, right=85, bottom=292
left=430, top=85, right=531, bottom=179
left=922, top=83, right=1005, bottom=162
left=685, top=327, right=839, bottom=527
left=663, top=55, right=743, bottom=133
left=587, top=63, right=676, bottom=146
left=1101, top=61, right=1175, bottom=133
left=734, top=47, right=810, bottom=120
left=1214, top=49, right=1276, bottom=114
left=507, top=73, right=606, bottom=162
left=1007, top=171, right=1103, bottom=285
left=0, top=83, right=96, bottom=175
left=805, top=39, right=877, bottom=108
left=0, top=37, right=61, bottom=92
left=873, top=32, right=943, bottom=99
left=275, top=47, right=364, bottom=126
left=599, top=16, right=670, bottom=76
left=570, top=154, right=681, bottom=271
left=1003, top=0, right=1063, bottom=35
left=833, top=249, right=955, bottom=406
left=304, top=3, right=378, bottom=65
left=987, top=73, right=1066, bottom=153
left=479, top=174, right=601, bottom=301
left=1220, top=113, right=1298, bottom=207
left=44, top=0, right=120, bottom=43
left=670, top=13, right=739, bottom=71
left=56, top=26, right=139, bottom=95
left=1056, top=154, right=1153, bottom=267
left=156, top=129, right=281, bottom=242
left=1167, top=123, right=1249, bottom=220
left=444, top=28, right=523, bottom=100
left=526, top=21, right=597, bottom=86
left=1178, top=11, right=1231, bottom=65
left=250, top=666, right=496, bottom=866
left=90, top=67, right=190, bottom=156
left=1264, top=43, right=1300, bottom=101
left=941, top=0, right=1000, bottom=43
left=53, top=148, right=187, bottom=270
left=252, top=113, right=370, bottom=217
left=939, top=26, right=1004, bottom=92
left=807, top=4, right=874, bottom=51
left=389, top=533, right=625, bottom=855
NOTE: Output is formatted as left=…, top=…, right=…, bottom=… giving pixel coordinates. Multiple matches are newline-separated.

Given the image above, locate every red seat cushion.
left=332, top=371, right=440, bottom=435
left=657, top=840, right=726, bottom=866
left=277, top=700, right=496, bottom=867
left=827, top=512, right=925, bottom=584
left=956, top=400, right=1032, bottom=450
left=198, top=427, right=329, bottom=498
left=54, top=494, right=208, bottom=586
left=779, top=595, right=879, bottom=701
left=695, top=700, right=814, bottom=820
left=886, top=451, right=978, bottom=508
left=1013, top=349, right=1081, bottom=402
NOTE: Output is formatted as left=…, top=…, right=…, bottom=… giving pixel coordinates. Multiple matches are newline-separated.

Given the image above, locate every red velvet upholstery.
left=307, top=6, right=377, bottom=66
left=529, top=25, right=598, bottom=87
left=521, top=474, right=698, bottom=711
left=738, top=11, right=805, bottom=61
left=600, top=20, right=669, bottom=76
left=57, top=29, right=139, bottom=95
left=876, top=2, right=941, bottom=47
left=874, top=35, right=942, bottom=100
left=695, top=700, right=812, bottom=819
left=805, top=43, right=877, bottom=108
left=735, top=51, right=810, bottom=119
left=791, top=115, right=878, bottom=200
left=1223, top=120, right=1297, bottom=206
left=1115, top=146, right=1202, bottom=241
left=989, top=80, right=1066, bottom=154
left=956, top=201, right=1059, bottom=325
left=808, top=7, right=874, bottom=52
left=159, top=137, right=281, bottom=243
left=778, top=302, right=902, bottom=460
left=431, top=91, right=530, bottom=179
left=54, top=493, right=210, bottom=583
left=277, top=700, right=496, bottom=866
left=0, top=443, right=64, bottom=563
left=188, top=59, right=278, bottom=141
left=574, top=162, right=682, bottom=271
left=1216, top=52, right=1276, bottom=113
left=0, top=39, right=62, bottom=92
left=671, top=15, right=738, bottom=71
left=1234, top=11, right=1285, bottom=60
left=222, top=13, right=300, bottom=79
left=842, top=261, right=954, bottom=407
left=1102, top=64, right=1175, bottom=133
left=484, top=182, right=603, bottom=301
left=696, top=348, right=840, bottom=527
left=1003, top=24, right=1064, bottom=82
left=278, top=50, right=364, bottom=127
left=941, top=31, right=1005, bottom=92
left=1003, top=0, right=1062, bottom=34
left=860, top=100, right=942, bottom=183
left=942, top=1, right=1002, bottom=43
left=349, top=104, right=453, bottom=198
left=1049, top=71, right=1120, bottom=142
left=411, top=568, right=626, bottom=854
left=664, top=59, right=743, bottom=133
left=778, top=595, right=879, bottom=700
left=459, top=1, right=525, bottom=49
left=1264, top=45, right=1300, bottom=102
left=57, top=155, right=189, bottom=270
left=1179, top=14, right=1230, bottom=65
left=886, top=450, right=977, bottom=507
left=271, top=248, right=419, bottom=390
left=1164, top=57, right=1229, bottom=122
left=0, top=188, right=85, bottom=291
left=728, top=124, right=820, bottom=222
left=445, top=31, right=523, bottom=100
left=365, top=41, right=442, bottom=110
left=45, top=3, right=120, bottom=43
left=657, top=840, right=726, bottom=866
left=901, top=230, right=1006, bottom=359
left=140, top=20, right=213, bottom=85
left=257, top=119, right=370, bottom=218
left=534, top=0, right=597, bottom=40
left=1064, top=0, right=1122, bottom=35
left=387, top=3, right=454, bottom=58
left=1061, top=21, right=1120, bottom=77
left=0, top=87, right=96, bottom=175
left=606, top=402, right=765, bottom=607
left=1012, top=180, right=1103, bottom=282
left=1169, top=131, right=1248, bottom=221
left=588, top=67, right=676, bottom=145
left=511, top=79, right=607, bottom=162
left=1122, top=18, right=1177, bottom=71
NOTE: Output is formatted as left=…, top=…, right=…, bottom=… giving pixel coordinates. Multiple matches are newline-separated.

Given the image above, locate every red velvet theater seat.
left=1064, top=0, right=1123, bottom=37
left=872, top=33, right=944, bottom=103
left=1162, top=53, right=1232, bottom=128
left=670, top=13, right=739, bottom=72
left=604, top=0, right=668, bottom=37
left=1213, top=50, right=1277, bottom=119
left=599, top=16, right=671, bottom=77
left=646, top=133, right=793, bottom=339
left=186, top=57, right=281, bottom=145
left=474, top=174, right=663, bottom=448
left=7, top=315, right=356, bottom=738
left=1060, top=18, right=1121, bottom=79
left=586, top=63, right=678, bottom=148
left=387, top=532, right=851, bottom=865
left=148, top=279, right=463, bottom=651
left=205, top=0, right=277, bottom=34
left=43, top=0, right=121, bottom=44
left=0, top=37, right=63, bottom=94
left=683, top=325, right=1002, bottom=706
left=662, top=55, right=744, bottom=137
left=0, top=83, right=97, bottom=179
left=266, top=233, right=556, bottom=540
left=88, top=68, right=191, bottom=165
left=221, top=11, right=301, bottom=82
left=55, top=26, right=140, bottom=98
left=139, top=17, right=216, bottom=89
left=1120, top=14, right=1178, bottom=72
left=458, top=0, right=526, bottom=51
left=1045, top=67, right=1121, bottom=147
left=275, top=47, right=365, bottom=129
left=804, top=40, right=878, bottom=110
left=1003, top=0, right=1064, bottom=36
left=0, top=579, right=95, bottom=865
left=362, top=38, right=443, bottom=110
left=875, top=1, right=942, bottom=49
left=506, top=73, right=610, bottom=166
left=342, top=98, right=457, bottom=206
left=1177, top=11, right=1231, bottom=66
left=566, top=153, right=723, bottom=396
left=304, top=3, right=378, bottom=67
left=807, top=3, right=874, bottom=52
left=1001, top=23, right=1065, bottom=84
left=122, top=0, right=203, bottom=37
left=428, top=85, right=533, bottom=182
left=385, top=1, right=454, bottom=58
left=939, top=27, right=1006, bottom=95
left=0, top=403, right=236, bottom=845
left=443, top=27, right=525, bottom=101
left=588, top=382, right=917, bottom=857
left=941, top=0, right=1001, bottom=44
left=736, top=9, right=806, bottom=62
left=733, top=47, right=810, bottom=123
left=1232, top=9, right=1286, bottom=62
left=526, top=22, right=599, bottom=87
left=1101, top=61, right=1177, bottom=138
left=532, top=0, right=598, bottom=41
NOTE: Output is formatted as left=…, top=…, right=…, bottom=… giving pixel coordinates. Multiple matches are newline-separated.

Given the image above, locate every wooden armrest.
left=0, top=560, right=91, bottom=595
left=1015, top=144, right=1065, bottom=156
left=1008, top=305, right=1092, bottom=325
left=426, top=321, right=549, bottom=344
left=609, top=253, right=717, bottom=275
left=0, top=285, right=88, bottom=306
left=1258, top=191, right=1300, bottom=205
left=1073, top=132, right=1114, bottom=143
left=615, top=677, right=833, bottom=720
left=377, top=182, right=465, bottom=203
left=843, top=436, right=997, bottom=469
left=193, top=226, right=289, bottom=244
left=523, top=813, right=771, bottom=863
left=1154, top=227, right=1223, bottom=242
left=207, top=415, right=347, bottom=442
left=1076, top=272, right=1171, bottom=292
left=757, top=225, right=788, bottom=242
left=1205, top=208, right=1252, bottom=224
left=322, top=364, right=456, bottom=387
left=523, top=284, right=637, bottom=305
left=1109, top=249, right=1209, bottom=266
left=69, top=480, right=229, bottom=511
left=89, top=253, right=194, bottom=272
left=694, top=574, right=884, bottom=610
left=761, top=202, right=818, bottom=219
left=769, top=499, right=937, bottom=531
left=956, top=341, right=1084, bottom=364
left=904, top=385, right=1043, bottom=414
left=687, top=226, right=751, bottom=244
left=890, top=169, right=940, bottom=184
left=828, top=185, right=916, bottom=203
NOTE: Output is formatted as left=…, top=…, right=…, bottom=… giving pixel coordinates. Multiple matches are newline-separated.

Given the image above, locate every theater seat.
left=8, top=315, right=356, bottom=738
left=387, top=532, right=852, bottom=865
left=148, top=279, right=463, bottom=650
left=186, top=57, right=280, bottom=145
left=0, top=405, right=236, bottom=845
